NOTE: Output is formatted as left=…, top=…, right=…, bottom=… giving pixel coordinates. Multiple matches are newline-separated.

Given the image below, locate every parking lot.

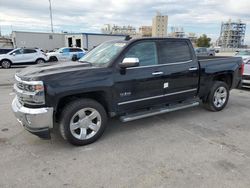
left=1, top=66, right=250, bottom=188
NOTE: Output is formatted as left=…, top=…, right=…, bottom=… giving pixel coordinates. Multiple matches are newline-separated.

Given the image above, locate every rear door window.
left=23, top=49, right=36, bottom=54
left=158, top=41, right=192, bottom=64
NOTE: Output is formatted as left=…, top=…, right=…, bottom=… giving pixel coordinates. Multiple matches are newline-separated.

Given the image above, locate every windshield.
left=236, top=51, right=250, bottom=56
left=79, top=41, right=127, bottom=66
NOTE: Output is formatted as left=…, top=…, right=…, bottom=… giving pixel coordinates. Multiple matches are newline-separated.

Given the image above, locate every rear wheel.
left=203, top=81, right=229, bottom=111
left=59, top=99, right=107, bottom=146
left=49, top=56, right=58, bottom=62
left=36, top=58, right=45, bottom=64
left=1, top=60, right=11, bottom=69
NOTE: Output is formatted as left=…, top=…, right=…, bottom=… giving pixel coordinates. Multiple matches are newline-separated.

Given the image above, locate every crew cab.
left=47, top=47, right=86, bottom=62
left=0, top=48, right=48, bottom=69
left=12, top=38, right=243, bottom=146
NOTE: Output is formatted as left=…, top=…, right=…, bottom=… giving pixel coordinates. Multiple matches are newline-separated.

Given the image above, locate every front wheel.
left=1, top=60, right=11, bottom=69
left=59, top=99, right=107, bottom=146
left=203, top=81, right=229, bottom=111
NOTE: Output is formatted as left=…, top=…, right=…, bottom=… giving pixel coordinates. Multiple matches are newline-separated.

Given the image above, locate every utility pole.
left=48, top=0, right=54, bottom=32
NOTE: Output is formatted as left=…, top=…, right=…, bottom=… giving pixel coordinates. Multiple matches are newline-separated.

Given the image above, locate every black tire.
left=59, top=99, right=107, bottom=146
left=49, top=56, right=58, bottom=62
left=203, top=81, right=229, bottom=111
left=1, top=59, right=12, bottom=69
left=35, top=58, right=45, bottom=64
left=72, top=54, right=78, bottom=61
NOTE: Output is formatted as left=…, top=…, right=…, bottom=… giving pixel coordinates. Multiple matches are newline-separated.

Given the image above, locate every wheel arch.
left=213, top=73, right=233, bottom=89
left=0, top=58, right=12, bottom=64
left=55, top=91, right=111, bottom=121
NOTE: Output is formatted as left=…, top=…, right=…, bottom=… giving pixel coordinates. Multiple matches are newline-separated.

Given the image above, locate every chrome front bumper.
left=12, top=97, right=54, bottom=139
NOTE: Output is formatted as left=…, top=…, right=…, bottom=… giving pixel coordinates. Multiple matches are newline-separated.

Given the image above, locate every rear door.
left=114, top=40, right=166, bottom=112
left=156, top=39, right=199, bottom=102
left=22, top=49, right=37, bottom=62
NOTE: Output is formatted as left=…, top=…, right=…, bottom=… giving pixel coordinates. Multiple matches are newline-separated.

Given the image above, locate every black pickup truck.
left=12, top=38, right=243, bottom=145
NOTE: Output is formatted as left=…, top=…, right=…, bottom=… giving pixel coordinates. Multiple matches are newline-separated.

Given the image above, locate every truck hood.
left=16, top=61, right=96, bottom=80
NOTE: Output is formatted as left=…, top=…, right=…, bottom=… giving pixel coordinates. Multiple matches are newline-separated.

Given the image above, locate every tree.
left=196, top=34, right=211, bottom=47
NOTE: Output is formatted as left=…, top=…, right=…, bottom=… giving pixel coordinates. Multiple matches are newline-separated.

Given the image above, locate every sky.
left=0, top=0, right=250, bottom=44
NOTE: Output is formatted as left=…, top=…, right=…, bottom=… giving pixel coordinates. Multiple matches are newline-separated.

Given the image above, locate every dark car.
left=12, top=38, right=243, bottom=146
left=0, top=48, right=13, bottom=54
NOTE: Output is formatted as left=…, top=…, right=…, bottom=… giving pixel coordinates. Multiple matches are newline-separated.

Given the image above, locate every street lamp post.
left=49, top=0, right=54, bottom=32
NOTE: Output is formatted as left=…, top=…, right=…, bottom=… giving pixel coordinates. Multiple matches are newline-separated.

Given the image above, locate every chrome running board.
left=120, top=101, right=199, bottom=122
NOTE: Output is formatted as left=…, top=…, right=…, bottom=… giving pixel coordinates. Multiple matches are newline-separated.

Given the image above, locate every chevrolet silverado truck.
left=12, top=38, right=243, bottom=146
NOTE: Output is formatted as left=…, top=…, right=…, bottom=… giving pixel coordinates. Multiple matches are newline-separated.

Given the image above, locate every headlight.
left=14, top=75, right=45, bottom=105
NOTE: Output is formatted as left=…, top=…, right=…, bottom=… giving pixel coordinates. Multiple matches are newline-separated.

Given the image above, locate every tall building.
left=139, top=26, right=152, bottom=37
left=217, top=19, right=246, bottom=48
left=101, top=24, right=136, bottom=36
left=152, top=12, right=168, bottom=37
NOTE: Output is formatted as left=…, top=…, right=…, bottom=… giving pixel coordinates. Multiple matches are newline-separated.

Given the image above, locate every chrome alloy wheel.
left=37, top=59, right=45, bottom=64
left=2, top=60, right=11, bottom=68
left=213, top=86, right=227, bottom=108
left=70, top=108, right=102, bottom=140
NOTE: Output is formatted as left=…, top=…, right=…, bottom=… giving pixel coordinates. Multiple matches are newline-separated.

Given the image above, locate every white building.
left=11, top=31, right=127, bottom=51
left=65, top=33, right=127, bottom=50
left=12, top=31, right=65, bottom=51
left=101, top=24, right=137, bottom=36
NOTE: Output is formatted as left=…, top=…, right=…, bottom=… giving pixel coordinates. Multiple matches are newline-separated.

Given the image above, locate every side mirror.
left=12, top=53, right=16, bottom=56
left=120, top=57, right=139, bottom=68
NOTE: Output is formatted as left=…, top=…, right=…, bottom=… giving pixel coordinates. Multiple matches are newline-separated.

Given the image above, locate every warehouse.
left=64, top=33, right=127, bottom=50
left=12, top=31, right=65, bottom=51
left=11, top=31, right=127, bottom=51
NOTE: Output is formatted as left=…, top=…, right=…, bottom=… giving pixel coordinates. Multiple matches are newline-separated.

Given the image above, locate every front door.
left=114, top=41, right=166, bottom=112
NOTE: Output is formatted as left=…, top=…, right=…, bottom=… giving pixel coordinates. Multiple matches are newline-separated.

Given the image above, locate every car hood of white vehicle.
left=46, top=52, right=58, bottom=56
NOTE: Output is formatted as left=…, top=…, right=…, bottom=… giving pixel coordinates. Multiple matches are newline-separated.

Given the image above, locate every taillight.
left=241, top=63, right=244, bottom=75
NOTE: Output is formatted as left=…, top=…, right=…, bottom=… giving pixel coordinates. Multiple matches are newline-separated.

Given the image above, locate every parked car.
left=12, top=38, right=243, bottom=145
left=46, top=47, right=86, bottom=62
left=0, top=48, right=48, bottom=69
left=214, top=46, right=221, bottom=53
left=235, top=50, right=250, bottom=88
left=0, top=48, right=14, bottom=54
left=195, top=47, right=215, bottom=56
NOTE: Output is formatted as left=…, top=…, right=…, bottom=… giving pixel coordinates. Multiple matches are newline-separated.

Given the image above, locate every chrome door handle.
left=152, top=71, right=163, bottom=75
left=189, top=67, right=198, bottom=71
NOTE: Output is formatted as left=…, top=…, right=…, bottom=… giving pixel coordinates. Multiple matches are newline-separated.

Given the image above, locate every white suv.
left=47, top=47, right=86, bottom=62
left=0, top=48, right=49, bottom=69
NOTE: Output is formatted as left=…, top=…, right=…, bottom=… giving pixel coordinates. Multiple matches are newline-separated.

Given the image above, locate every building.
left=152, top=12, right=168, bottom=37
left=139, top=26, right=152, bottom=37
left=217, top=19, right=246, bottom=48
left=65, top=33, right=127, bottom=50
left=187, top=33, right=198, bottom=46
left=12, top=31, right=65, bottom=51
left=11, top=31, right=127, bottom=51
left=0, top=37, right=13, bottom=48
left=169, top=27, right=185, bottom=38
left=101, top=24, right=137, bottom=36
